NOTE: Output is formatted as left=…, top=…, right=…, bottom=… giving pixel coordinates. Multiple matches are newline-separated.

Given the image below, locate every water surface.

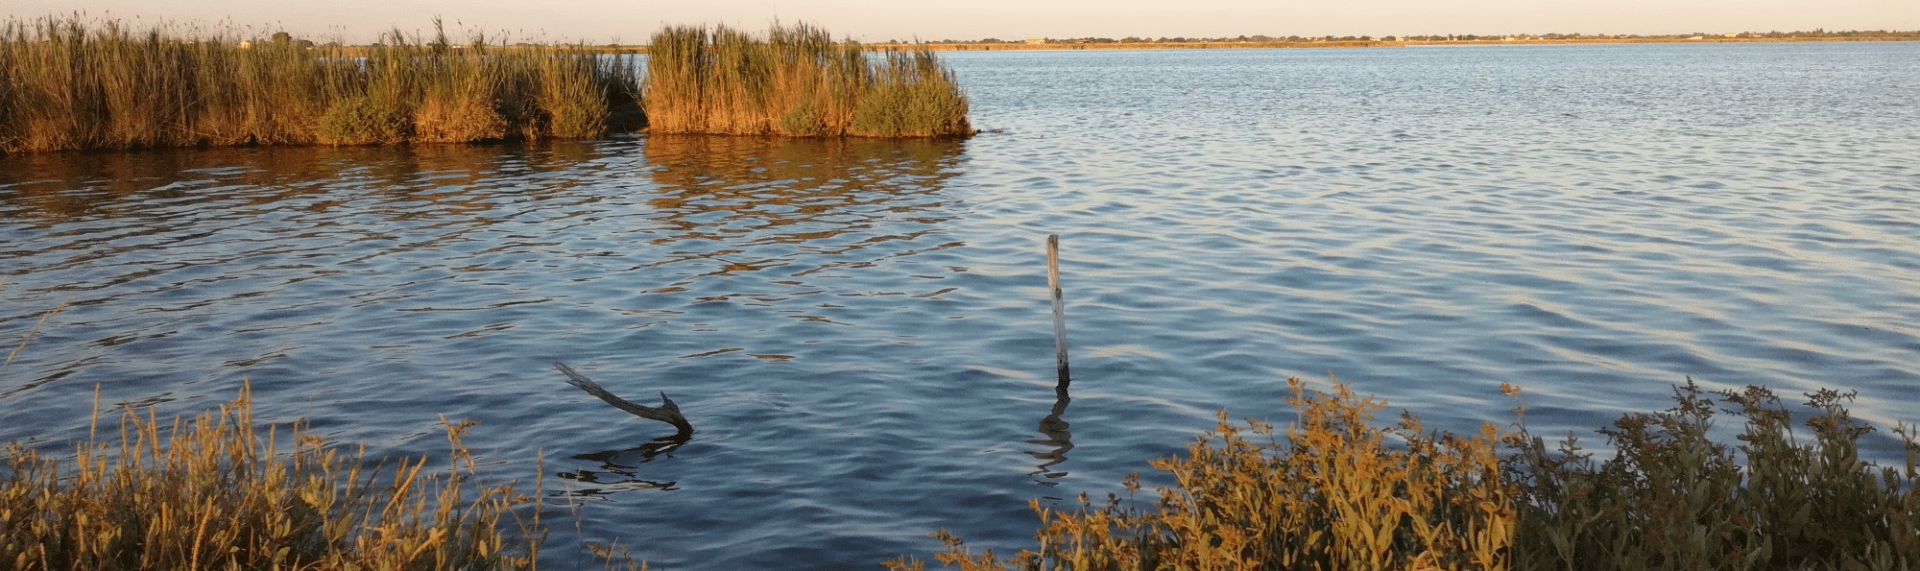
left=4, top=42, right=1918, bottom=569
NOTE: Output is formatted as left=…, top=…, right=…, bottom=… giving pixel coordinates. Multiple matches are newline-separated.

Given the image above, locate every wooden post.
left=1047, top=234, right=1070, bottom=385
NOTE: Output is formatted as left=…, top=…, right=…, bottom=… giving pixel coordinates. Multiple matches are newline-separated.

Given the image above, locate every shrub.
left=1508, top=380, right=1920, bottom=571
left=890, top=377, right=1518, bottom=571
left=895, top=378, right=1920, bottom=571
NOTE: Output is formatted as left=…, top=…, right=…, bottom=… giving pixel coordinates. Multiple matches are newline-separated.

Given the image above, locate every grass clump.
left=894, top=378, right=1920, bottom=571
left=0, top=385, right=546, bottom=571
left=0, top=15, right=641, bottom=153
left=643, top=23, right=972, bottom=138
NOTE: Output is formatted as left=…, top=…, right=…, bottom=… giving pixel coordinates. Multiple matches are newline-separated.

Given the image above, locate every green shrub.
left=896, top=378, right=1920, bottom=571
left=890, top=377, right=1518, bottom=571
left=1509, top=380, right=1920, bottom=571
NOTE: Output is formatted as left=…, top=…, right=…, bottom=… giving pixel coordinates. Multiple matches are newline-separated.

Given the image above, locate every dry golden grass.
left=0, top=16, right=640, bottom=153
left=643, top=23, right=971, bottom=138
left=0, top=384, right=546, bottom=571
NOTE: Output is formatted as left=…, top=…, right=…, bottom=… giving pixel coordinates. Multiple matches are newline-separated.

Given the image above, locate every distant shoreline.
left=862, top=35, right=1917, bottom=52
left=591, top=35, right=1918, bottom=54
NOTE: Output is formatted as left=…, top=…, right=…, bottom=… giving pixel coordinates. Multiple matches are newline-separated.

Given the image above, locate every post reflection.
left=1027, top=381, right=1075, bottom=488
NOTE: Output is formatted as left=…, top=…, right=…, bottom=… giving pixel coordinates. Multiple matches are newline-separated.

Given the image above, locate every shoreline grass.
left=7, top=360, right=1910, bottom=569
left=0, top=16, right=641, bottom=154
left=643, top=23, right=972, bottom=138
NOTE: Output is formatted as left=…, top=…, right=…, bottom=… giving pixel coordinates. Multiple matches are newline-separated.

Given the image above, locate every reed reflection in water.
left=640, top=134, right=966, bottom=247
left=596, top=134, right=972, bottom=332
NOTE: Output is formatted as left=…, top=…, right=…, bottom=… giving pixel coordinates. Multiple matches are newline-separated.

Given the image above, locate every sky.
left=6, top=0, right=1917, bottom=45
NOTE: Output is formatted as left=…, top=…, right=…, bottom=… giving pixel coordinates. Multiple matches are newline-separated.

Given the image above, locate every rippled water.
left=4, top=42, right=1918, bottom=569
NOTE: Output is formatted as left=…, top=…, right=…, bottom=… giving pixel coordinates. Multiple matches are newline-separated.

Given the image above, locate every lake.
left=3, top=41, right=1917, bottom=569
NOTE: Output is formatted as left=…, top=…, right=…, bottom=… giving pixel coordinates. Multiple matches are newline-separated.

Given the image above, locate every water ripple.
left=4, top=42, right=1918, bottom=569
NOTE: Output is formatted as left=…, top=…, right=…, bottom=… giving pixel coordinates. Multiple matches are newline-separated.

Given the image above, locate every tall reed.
left=643, top=23, right=971, bottom=138
left=0, top=384, right=545, bottom=570
left=0, top=15, right=641, bottom=153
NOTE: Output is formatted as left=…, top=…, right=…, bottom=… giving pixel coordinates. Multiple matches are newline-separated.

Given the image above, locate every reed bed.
left=893, top=378, right=1920, bottom=571
left=0, top=16, right=640, bottom=153
left=643, top=23, right=972, bottom=138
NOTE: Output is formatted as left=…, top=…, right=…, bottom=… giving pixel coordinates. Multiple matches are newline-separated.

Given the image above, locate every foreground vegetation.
left=644, top=23, right=972, bottom=138
left=891, top=378, right=1920, bottom=571
left=5, top=370, right=1912, bottom=570
left=0, top=16, right=638, bottom=153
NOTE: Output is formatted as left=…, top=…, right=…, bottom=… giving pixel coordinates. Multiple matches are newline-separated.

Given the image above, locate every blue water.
left=4, top=41, right=1917, bottom=569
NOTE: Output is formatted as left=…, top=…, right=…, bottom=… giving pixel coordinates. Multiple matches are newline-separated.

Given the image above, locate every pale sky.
left=6, top=0, right=1917, bottom=45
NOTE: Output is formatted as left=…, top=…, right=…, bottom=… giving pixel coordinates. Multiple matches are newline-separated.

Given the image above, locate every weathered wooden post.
left=1047, top=234, right=1070, bottom=385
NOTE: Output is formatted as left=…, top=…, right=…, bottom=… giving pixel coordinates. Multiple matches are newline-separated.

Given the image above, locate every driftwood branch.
left=554, top=361, right=693, bottom=435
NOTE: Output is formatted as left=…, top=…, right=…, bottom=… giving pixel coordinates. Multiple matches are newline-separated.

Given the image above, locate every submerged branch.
left=554, top=361, right=693, bottom=435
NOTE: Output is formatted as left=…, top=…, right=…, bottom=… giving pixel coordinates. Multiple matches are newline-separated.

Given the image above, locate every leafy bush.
left=1509, top=380, right=1920, bottom=571
left=894, top=378, right=1920, bottom=571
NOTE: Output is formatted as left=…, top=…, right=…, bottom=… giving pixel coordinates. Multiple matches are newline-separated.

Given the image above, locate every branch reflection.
left=553, top=431, right=692, bottom=500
